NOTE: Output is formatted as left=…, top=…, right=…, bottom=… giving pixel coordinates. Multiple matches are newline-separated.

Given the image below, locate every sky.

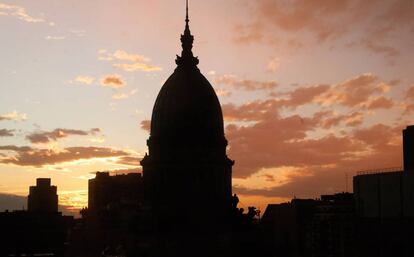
left=0, top=0, right=413, bottom=215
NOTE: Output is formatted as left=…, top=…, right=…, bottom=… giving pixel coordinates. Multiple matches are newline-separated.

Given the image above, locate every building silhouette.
left=403, top=125, right=414, bottom=171
left=28, top=178, right=58, bottom=213
left=88, top=171, right=144, bottom=215
left=140, top=0, right=233, bottom=229
left=352, top=125, right=414, bottom=256
left=353, top=125, right=414, bottom=219
left=0, top=178, right=73, bottom=257
left=262, top=198, right=316, bottom=256
left=309, top=193, right=355, bottom=257
left=261, top=193, right=355, bottom=257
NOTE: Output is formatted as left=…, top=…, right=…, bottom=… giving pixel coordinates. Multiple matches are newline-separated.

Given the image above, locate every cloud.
left=366, top=96, right=394, bottom=110
left=112, top=63, right=162, bottom=72
left=266, top=57, right=280, bottom=73
left=283, top=84, right=330, bottom=108
left=215, top=89, right=232, bottom=97
left=407, top=86, right=414, bottom=99
left=220, top=72, right=404, bottom=182
left=234, top=0, right=414, bottom=59
left=74, top=75, right=95, bottom=85
left=214, top=74, right=278, bottom=91
left=98, top=49, right=149, bottom=63
left=218, top=73, right=404, bottom=197
left=317, top=111, right=364, bottom=129
left=99, top=49, right=162, bottom=72
left=100, top=74, right=125, bottom=89
left=222, top=99, right=281, bottom=122
left=315, top=73, right=392, bottom=108
left=26, top=128, right=101, bottom=144
left=0, top=129, right=14, bottom=137
left=0, top=145, right=128, bottom=167
left=69, top=29, right=86, bottom=37
left=111, top=89, right=138, bottom=100
left=221, top=85, right=329, bottom=122
left=228, top=120, right=403, bottom=199
left=140, top=120, right=151, bottom=132
left=226, top=112, right=362, bottom=178
left=0, top=111, right=27, bottom=121
left=115, top=156, right=141, bottom=166
left=403, top=86, right=414, bottom=113
left=112, top=93, right=128, bottom=100
left=45, top=35, right=65, bottom=40
left=106, top=168, right=142, bottom=175
left=0, top=3, right=46, bottom=23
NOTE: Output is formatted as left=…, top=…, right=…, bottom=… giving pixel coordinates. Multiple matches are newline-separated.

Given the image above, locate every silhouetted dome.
left=145, top=3, right=228, bottom=160
left=150, top=66, right=224, bottom=142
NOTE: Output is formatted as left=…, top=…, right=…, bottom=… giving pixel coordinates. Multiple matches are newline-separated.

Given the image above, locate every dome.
left=147, top=7, right=227, bottom=155
left=150, top=66, right=224, bottom=142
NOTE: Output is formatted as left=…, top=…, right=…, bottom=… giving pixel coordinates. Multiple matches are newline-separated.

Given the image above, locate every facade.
left=309, top=193, right=355, bottom=257
left=88, top=171, right=144, bottom=214
left=262, top=199, right=316, bottom=256
left=140, top=2, right=233, bottom=227
left=352, top=125, right=414, bottom=256
left=262, top=194, right=355, bottom=257
left=353, top=169, right=414, bottom=218
left=28, top=178, right=58, bottom=213
left=353, top=126, right=414, bottom=219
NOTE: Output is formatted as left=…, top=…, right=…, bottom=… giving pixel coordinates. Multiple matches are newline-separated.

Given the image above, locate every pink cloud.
left=26, top=128, right=101, bottom=143
left=0, top=145, right=128, bottom=167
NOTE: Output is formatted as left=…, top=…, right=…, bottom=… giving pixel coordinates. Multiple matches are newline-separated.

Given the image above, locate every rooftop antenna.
left=345, top=172, right=349, bottom=192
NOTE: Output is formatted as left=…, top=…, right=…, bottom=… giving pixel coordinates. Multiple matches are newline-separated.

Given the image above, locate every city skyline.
left=1, top=0, right=414, bottom=214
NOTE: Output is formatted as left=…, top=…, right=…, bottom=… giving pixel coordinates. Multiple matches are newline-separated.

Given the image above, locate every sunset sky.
left=1, top=0, right=413, bottom=215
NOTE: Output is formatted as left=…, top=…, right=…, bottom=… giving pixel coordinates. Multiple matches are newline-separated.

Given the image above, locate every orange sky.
left=0, top=0, right=413, bottom=215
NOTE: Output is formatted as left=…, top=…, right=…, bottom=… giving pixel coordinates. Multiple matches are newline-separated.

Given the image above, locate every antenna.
left=345, top=172, right=348, bottom=192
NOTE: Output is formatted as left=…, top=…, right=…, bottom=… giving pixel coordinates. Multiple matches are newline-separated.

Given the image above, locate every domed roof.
left=149, top=6, right=225, bottom=148
left=151, top=65, right=224, bottom=141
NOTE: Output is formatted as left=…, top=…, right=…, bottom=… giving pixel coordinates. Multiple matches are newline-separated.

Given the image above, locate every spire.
left=186, top=0, right=189, bottom=25
left=176, top=0, right=199, bottom=67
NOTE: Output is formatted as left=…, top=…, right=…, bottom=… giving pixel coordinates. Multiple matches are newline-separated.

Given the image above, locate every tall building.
left=353, top=126, right=414, bottom=219
left=88, top=171, right=144, bottom=214
left=403, top=125, right=414, bottom=171
left=141, top=1, right=233, bottom=226
left=28, top=178, right=58, bottom=213
left=352, top=126, right=414, bottom=257
left=1, top=178, right=73, bottom=256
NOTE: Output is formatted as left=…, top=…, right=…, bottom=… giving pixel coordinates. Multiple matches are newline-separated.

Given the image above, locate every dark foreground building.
left=0, top=179, right=73, bottom=257
left=140, top=0, right=233, bottom=230
left=352, top=125, right=414, bottom=257
left=28, top=178, right=58, bottom=213
left=261, top=193, right=355, bottom=257
left=68, top=4, right=258, bottom=257
left=88, top=171, right=144, bottom=215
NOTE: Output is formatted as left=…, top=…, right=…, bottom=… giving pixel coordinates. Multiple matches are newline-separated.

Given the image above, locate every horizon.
left=1, top=0, right=413, bottom=216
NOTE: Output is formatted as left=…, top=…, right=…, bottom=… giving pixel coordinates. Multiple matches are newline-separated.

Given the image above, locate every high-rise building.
left=140, top=1, right=233, bottom=226
left=28, top=178, right=58, bottom=213
left=353, top=126, right=414, bottom=219
left=403, top=125, right=414, bottom=171
left=352, top=126, right=414, bottom=256
left=88, top=172, right=144, bottom=214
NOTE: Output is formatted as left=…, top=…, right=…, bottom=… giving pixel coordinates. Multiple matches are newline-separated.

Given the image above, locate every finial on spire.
left=176, top=0, right=199, bottom=67
left=186, top=0, right=189, bottom=24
